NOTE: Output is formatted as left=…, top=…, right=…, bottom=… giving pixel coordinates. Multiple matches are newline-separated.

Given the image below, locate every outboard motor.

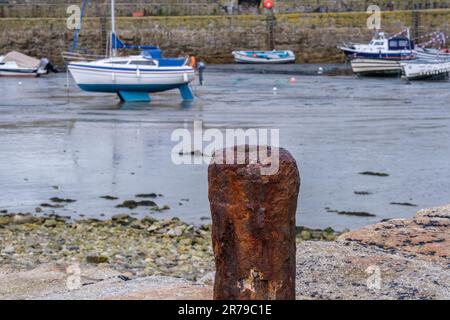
left=46, top=61, right=58, bottom=73
left=38, top=58, right=58, bottom=74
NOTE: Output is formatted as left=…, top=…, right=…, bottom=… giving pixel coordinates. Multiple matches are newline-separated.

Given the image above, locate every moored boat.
left=415, top=47, right=450, bottom=61
left=401, top=60, right=450, bottom=81
left=69, top=53, right=195, bottom=102
left=0, top=51, right=50, bottom=77
left=341, top=30, right=418, bottom=77
left=232, top=50, right=295, bottom=64
left=338, top=31, right=415, bottom=60
left=68, top=0, right=196, bottom=102
left=350, top=59, right=403, bottom=77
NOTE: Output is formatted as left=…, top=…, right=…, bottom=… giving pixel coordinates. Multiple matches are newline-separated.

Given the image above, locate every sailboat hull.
left=69, top=64, right=195, bottom=93
left=67, top=0, right=196, bottom=102
left=78, top=83, right=188, bottom=93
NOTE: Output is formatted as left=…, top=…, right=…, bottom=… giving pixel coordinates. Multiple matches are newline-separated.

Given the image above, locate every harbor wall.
left=1, top=1, right=450, bottom=17
left=1, top=9, right=450, bottom=66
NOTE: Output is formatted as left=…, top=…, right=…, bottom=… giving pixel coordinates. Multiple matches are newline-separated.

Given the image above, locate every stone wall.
left=1, top=9, right=450, bottom=66
left=0, top=1, right=227, bottom=18
left=1, top=1, right=450, bottom=17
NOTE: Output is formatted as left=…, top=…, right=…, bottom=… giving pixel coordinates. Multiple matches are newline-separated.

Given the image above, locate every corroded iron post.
left=208, top=146, right=300, bottom=300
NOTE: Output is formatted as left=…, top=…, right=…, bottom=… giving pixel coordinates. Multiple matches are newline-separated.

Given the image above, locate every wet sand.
left=0, top=67, right=449, bottom=230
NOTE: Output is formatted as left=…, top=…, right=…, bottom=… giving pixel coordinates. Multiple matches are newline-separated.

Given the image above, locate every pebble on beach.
left=0, top=212, right=340, bottom=281
left=0, top=213, right=214, bottom=281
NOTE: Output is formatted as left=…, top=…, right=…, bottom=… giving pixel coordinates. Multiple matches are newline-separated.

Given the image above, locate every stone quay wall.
left=1, top=9, right=449, bottom=66
left=1, top=0, right=450, bottom=18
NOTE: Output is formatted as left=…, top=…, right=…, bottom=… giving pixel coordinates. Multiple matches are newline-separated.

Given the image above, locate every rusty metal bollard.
left=208, top=145, right=300, bottom=300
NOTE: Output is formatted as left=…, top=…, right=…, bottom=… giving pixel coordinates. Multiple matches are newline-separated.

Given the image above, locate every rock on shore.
left=339, top=204, right=449, bottom=266
left=0, top=204, right=449, bottom=300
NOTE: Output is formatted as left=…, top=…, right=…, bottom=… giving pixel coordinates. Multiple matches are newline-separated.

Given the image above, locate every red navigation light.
left=263, top=0, right=274, bottom=10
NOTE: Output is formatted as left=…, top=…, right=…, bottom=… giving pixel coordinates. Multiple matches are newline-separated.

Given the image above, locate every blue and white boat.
left=68, top=0, right=195, bottom=102
left=232, top=50, right=296, bottom=64
left=338, top=31, right=415, bottom=60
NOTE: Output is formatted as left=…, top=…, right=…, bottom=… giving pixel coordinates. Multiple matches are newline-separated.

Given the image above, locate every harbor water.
left=0, top=68, right=449, bottom=230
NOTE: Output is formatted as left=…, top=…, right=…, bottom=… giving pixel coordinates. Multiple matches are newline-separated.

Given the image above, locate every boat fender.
left=183, top=73, right=188, bottom=82
left=137, top=67, right=141, bottom=77
left=112, top=72, right=115, bottom=81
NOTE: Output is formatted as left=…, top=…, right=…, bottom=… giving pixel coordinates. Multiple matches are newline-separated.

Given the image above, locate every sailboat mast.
left=111, top=0, right=117, bottom=56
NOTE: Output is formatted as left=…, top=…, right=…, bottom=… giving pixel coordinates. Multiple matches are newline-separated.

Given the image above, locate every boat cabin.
left=365, top=34, right=414, bottom=51
left=350, top=34, right=414, bottom=55
left=388, top=37, right=414, bottom=51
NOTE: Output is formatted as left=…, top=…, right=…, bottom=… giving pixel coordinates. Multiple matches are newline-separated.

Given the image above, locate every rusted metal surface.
left=208, top=146, right=300, bottom=300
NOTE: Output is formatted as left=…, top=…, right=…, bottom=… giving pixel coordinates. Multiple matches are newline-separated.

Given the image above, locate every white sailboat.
left=68, top=0, right=195, bottom=102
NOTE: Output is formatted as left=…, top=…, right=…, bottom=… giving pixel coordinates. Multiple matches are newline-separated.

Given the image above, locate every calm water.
left=0, top=69, right=449, bottom=230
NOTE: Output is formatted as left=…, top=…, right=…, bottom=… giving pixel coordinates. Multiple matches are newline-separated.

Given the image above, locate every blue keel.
left=117, top=91, right=151, bottom=102
left=179, top=84, right=194, bottom=101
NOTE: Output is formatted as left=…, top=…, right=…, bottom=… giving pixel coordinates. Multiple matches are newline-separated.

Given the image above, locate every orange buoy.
left=189, top=55, right=197, bottom=69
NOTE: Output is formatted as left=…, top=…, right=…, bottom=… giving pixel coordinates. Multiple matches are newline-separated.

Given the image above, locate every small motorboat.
left=338, top=31, right=415, bottom=60
left=0, top=51, right=51, bottom=77
left=415, top=47, right=450, bottom=61
left=232, top=50, right=296, bottom=64
left=350, top=58, right=403, bottom=77
left=401, top=59, right=450, bottom=81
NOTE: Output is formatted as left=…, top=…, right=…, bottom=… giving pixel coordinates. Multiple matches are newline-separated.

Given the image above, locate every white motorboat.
left=350, top=59, right=403, bottom=77
left=0, top=51, right=50, bottom=77
left=401, top=60, right=450, bottom=81
left=68, top=0, right=195, bottom=102
left=415, top=47, right=450, bottom=61
left=232, top=50, right=296, bottom=64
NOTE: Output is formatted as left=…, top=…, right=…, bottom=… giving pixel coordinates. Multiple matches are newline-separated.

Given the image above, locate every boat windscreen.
left=389, top=38, right=413, bottom=50
left=129, top=60, right=157, bottom=66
